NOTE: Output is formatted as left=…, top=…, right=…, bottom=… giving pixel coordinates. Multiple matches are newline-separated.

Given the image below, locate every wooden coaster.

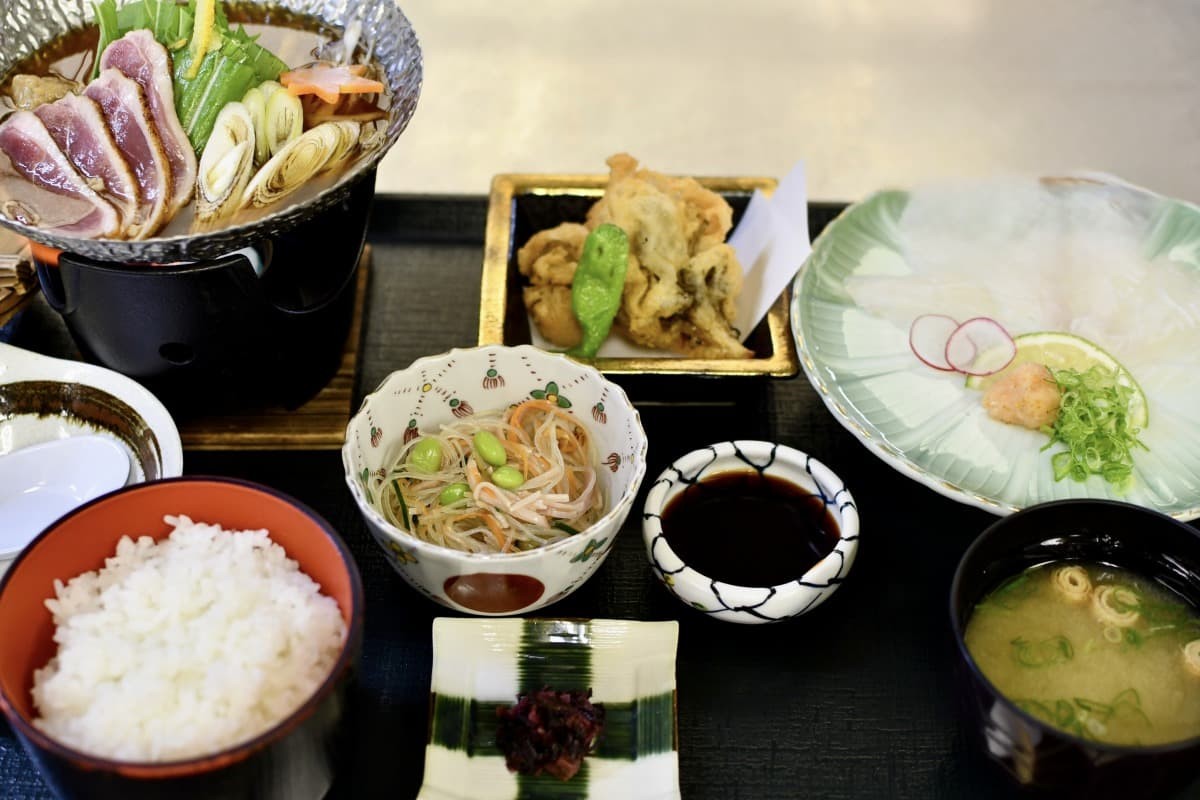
left=178, top=246, right=370, bottom=451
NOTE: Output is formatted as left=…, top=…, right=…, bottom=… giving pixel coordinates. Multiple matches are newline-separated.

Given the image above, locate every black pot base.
left=34, top=174, right=375, bottom=417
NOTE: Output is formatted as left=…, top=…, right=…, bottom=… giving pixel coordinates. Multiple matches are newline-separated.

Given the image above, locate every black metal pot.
left=34, top=173, right=374, bottom=414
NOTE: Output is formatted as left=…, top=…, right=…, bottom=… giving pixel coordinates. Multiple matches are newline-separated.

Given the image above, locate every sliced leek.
left=195, top=101, right=255, bottom=226
left=239, top=121, right=357, bottom=210
left=321, top=121, right=361, bottom=173
left=242, top=86, right=269, bottom=166
left=265, top=88, right=303, bottom=158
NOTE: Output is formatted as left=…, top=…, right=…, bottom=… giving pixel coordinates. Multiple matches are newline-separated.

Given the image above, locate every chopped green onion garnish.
left=1040, top=365, right=1147, bottom=490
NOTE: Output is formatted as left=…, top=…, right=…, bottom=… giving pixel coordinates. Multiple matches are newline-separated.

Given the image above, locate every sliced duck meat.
left=101, top=30, right=196, bottom=215
left=84, top=69, right=172, bottom=238
left=0, top=111, right=120, bottom=238
left=35, top=94, right=141, bottom=232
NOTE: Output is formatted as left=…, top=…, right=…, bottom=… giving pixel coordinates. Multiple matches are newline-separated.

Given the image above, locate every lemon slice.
left=965, top=332, right=1148, bottom=427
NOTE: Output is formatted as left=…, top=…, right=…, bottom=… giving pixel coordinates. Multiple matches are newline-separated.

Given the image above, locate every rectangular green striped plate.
left=418, top=618, right=681, bottom=800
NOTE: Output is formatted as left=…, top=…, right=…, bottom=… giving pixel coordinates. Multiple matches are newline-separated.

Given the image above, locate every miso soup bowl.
left=343, top=345, right=648, bottom=615
left=641, top=441, right=859, bottom=624
left=950, top=499, right=1200, bottom=799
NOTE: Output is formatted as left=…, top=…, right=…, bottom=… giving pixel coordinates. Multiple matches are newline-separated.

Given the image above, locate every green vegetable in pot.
left=567, top=223, right=629, bottom=360
left=92, top=0, right=288, bottom=152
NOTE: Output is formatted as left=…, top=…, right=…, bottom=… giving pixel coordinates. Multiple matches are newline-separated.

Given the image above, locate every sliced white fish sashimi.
left=100, top=30, right=196, bottom=215
left=84, top=69, right=173, bottom=239
left=0, top=110, right=121, bottom=238
left=34, top=94, right=142, bottom=234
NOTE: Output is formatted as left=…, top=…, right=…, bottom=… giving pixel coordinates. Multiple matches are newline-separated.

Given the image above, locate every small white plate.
left=0, top=435, right=129, bottom=560
left=419, top=618, right=680, bottom=800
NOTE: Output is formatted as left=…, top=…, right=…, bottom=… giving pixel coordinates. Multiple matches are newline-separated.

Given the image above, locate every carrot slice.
left=280, top=63, right=385, bottom=105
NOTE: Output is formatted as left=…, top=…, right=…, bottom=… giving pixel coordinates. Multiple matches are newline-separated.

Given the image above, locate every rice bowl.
left=31, top=515, right=347, bottom=762
left=0, top=477, right=363, bottom=800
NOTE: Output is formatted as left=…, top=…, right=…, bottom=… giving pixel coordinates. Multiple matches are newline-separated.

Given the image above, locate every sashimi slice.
left=0, top=111, right=120, bottom=238
left=100, top=30, right=197, bottom=215
left=85, top=69, right=173, bottom=239
left=35, top=94, right=141, bottom=233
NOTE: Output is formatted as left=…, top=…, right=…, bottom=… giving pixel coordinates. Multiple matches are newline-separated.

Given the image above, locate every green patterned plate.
left=418, top=618, right=680, bottom=800
left=791, top=176, right=1200, bottom=520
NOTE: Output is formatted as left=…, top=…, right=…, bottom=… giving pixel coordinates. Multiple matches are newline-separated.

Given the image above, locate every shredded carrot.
left=556, top=429, right=579, bottom=454
left=508, top=399, right=583, bottom=442
left=481, top=512, right=508, bottom=551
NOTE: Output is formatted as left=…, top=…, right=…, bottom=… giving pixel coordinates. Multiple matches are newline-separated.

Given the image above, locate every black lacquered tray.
left=2, top=195, right=1196, bottom=800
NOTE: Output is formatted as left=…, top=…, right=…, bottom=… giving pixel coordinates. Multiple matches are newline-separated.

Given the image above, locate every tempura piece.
left=517, top=154, right=752, bottom=359
left=518, top=222, right=587, bottom=287
left=525, top=285, right=582, bottom=348
left=982, top=362, right=1061, bottom=429
left=519, top=222, right=588, bottom=347
left=588, top=154, right=750, bottom=358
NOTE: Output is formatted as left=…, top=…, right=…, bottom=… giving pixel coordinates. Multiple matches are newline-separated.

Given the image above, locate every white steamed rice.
left=30, top=515, right=347, bottom=762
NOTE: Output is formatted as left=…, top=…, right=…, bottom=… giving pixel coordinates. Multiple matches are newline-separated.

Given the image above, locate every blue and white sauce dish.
left=642, top=441, right=860, bottom=624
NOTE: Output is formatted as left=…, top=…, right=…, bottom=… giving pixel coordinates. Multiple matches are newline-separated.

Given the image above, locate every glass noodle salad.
left=383, top=400, right=604, bottom=554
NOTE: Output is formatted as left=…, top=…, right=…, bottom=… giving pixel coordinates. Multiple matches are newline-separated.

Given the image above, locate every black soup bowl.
left=950, top=500, right=1200, bottom=799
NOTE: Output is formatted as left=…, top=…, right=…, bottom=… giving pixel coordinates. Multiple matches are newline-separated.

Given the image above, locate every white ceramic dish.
left=342, top=345, right=648, bottom=615
left=0, top=343, right=183, bottom=572
left=0, top=436, right=129, bottom=563
left=642, top=440, right=859, bottom=624
left=791, top=176, right=1200, bottom=520
left=419, top=617, right=680, bottom=800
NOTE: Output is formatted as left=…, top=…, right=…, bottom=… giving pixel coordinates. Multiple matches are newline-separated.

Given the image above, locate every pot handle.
left=35, top=261, right=76, bottom=315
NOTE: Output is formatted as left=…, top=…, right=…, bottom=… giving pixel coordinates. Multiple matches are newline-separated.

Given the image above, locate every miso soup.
left=963, top=561, right=1200, bottom=746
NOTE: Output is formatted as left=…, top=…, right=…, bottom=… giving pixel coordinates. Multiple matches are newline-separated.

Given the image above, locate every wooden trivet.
left=178, top=245, right=370, bottom=451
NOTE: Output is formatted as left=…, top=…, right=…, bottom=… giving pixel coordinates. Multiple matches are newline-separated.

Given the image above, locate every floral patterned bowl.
left=642, top=441, right=860, bottom=624
left=342, top=345, right=648, bottom=615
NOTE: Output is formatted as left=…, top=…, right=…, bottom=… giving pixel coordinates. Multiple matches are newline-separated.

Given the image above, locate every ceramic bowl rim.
left=949, top=497, right=1200, bottom=755
left=641, top=440, right=860, bottom=594
left=0, top=343, right=184, bottom=480
left=0, top=475, right=366, bottom=778
left=341, top=344, right=649, bottom=563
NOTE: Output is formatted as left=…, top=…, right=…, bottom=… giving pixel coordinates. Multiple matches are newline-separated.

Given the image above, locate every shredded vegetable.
left=381, top=403, right=604, bottom=554
left=1040, top=365, right=1147, bottom=489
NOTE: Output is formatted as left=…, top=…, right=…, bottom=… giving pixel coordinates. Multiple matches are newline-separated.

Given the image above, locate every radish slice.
left=909, top=314, right=960, bottom=371
left=945, top=317, right=1016, bottom=376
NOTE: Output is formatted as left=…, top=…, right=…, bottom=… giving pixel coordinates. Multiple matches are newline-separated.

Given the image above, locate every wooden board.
left=178, top=246, right=370, bottom=451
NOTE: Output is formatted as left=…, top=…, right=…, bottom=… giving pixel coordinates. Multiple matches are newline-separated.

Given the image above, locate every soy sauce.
left=660, top=470, right=840, bottom=587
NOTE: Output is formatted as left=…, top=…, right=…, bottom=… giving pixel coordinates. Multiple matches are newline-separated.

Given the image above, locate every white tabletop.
left=375, top=0, right=1200, bottom=203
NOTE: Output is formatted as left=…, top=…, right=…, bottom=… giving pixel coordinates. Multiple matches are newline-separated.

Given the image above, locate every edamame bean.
left=473, top=430, right=507, bottom=467
left=491, top=465, right=524, bottom=490
left=438, top=482, right=470, bottom=505
left=408, top=438, right=442, bottom=473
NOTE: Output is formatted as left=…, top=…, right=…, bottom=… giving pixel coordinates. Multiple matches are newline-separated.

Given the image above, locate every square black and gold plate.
left=478, top=173, right=799, bottom=379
